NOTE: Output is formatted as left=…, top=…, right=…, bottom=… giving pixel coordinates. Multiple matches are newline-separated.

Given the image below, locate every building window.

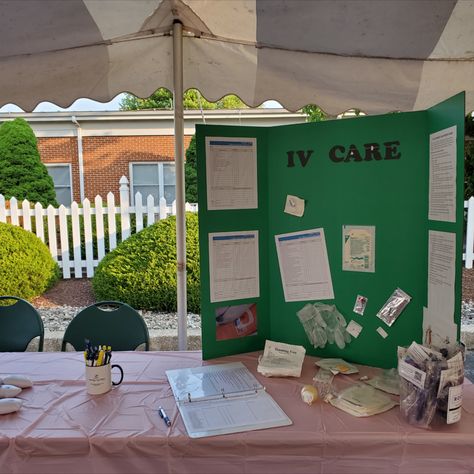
left=130, top=162, right=176, bottom=205
left=46, top=164, right=73, bottom=206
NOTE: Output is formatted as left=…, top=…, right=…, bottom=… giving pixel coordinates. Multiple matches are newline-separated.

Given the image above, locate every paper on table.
left=205, top=137, right=258, bottom=210
left=429, top=126, right=456, bottom=223
left=166, top=362, right=292, bottom=438
left=257, top=340, right=306, bottom=377
left=209, top=231, right=259, bottom=303
left=275, top=228, right=334, bottom=302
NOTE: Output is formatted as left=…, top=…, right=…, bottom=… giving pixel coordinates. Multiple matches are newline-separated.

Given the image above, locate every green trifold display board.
left=196, top=93, right=465, bottom=368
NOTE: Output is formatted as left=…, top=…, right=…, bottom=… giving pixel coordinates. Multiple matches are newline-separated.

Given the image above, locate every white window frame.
left=45, top=163, right=73, bottom=206
left=129, top=161, right=175, bottom=205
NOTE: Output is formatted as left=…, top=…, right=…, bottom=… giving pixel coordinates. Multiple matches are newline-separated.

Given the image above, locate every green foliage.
left=0, top=118, right=58, bottom=206
left=302, top=105, right=327, bottom=122
left=120, top=88, right=246, bottom=111
left=0, top=222, right=59, bottom=300
left=465, top=113, right=474, bottom=199
left=92, top=213, right=200, bottom=313
left=185, top=135, right=197, bottom=203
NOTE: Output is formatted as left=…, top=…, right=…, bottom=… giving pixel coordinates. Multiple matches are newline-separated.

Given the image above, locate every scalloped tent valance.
left=1, top=0, right=474, bottom=114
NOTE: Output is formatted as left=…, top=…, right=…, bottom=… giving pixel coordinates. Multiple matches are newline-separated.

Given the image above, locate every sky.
left=0, top=95, right=281, bottom=113
left=0, top=95, right=125, bottom=113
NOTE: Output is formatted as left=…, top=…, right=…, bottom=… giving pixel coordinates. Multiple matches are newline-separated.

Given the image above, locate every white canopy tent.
left=1, top=0, right=474, bottom=349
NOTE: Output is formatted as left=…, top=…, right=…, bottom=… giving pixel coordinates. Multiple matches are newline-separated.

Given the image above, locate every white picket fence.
left=4, top=185, right=474, bottom=275
left=465, top=197, right=474, bottom=268
left=0, top=176, right=198, bottom=278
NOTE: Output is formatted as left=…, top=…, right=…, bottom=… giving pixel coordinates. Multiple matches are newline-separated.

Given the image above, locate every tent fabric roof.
left=1, top=0, right=474, bottom=114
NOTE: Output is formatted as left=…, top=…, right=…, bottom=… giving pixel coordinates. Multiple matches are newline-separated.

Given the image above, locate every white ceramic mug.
left=85, top=363, right=123, bottom=395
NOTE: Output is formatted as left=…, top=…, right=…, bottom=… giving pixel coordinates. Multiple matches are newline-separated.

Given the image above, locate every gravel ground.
left=31, top=269, right=474, bottom=333
left=31, top=279, right=201, bottom=332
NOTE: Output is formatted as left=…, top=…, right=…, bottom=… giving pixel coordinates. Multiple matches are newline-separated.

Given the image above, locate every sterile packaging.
left=398, top=341, right=464, bottom=428
left=313, top=368, right=334, bottom=399
left=353, top=295, right=368, bottom=315
left=377, top=287, right=411, bottom=327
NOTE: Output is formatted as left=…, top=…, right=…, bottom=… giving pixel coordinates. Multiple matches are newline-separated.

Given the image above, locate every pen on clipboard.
left=158, top=406, right=171, bottom=427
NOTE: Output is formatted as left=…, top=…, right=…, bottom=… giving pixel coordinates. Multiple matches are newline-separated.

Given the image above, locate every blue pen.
left=158, top=406, right=171, bottom=427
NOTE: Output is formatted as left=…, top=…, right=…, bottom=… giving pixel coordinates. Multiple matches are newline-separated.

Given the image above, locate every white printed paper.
left=284, top=195, right=305, bottom=217
left=346, top=320, right=363, bottom=338
left=447, top=385, right=463, bottom=424
left=342, top=225, right=375, bottom=272
left=166, top=362, right=292, bottom=438
left=209, top=231, right=259, bottom=303
left=376, top=327, right=388, bottom=339
left=206, top=137, right=257, bottom=210
left=423, top=231, right=457, bottom=344
left=398, top=360, right=426, bottom=390
left=429, top=126, right=457, bottom=222
left=275, top=228, right=334, bottom=302
left=257, top=340, right=306, bottom=377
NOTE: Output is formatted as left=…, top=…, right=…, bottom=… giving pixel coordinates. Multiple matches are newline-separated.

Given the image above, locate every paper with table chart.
left=165, top=362, right=292, bottom=438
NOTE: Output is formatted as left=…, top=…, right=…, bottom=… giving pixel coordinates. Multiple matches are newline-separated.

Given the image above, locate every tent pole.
left=173, top=20, right=187, bottom=350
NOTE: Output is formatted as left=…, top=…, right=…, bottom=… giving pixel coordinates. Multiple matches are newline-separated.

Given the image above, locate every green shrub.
left=0, top=222, right=59, bottom=299
left=92, top=213, right=200, bottom=312
left=0, top=118, right=58, bottom=207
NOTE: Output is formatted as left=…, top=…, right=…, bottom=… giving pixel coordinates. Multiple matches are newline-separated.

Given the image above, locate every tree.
left=120, top=88, right=246, bottom=111
left=0, top=118, right=58, bottom=206
left=302, top=105, right=327, bottom=122
left=185, top=135, right=197, bottom=203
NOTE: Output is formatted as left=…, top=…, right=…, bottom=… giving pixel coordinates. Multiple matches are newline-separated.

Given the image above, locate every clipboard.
left=166, top=362, right=292, bottom=438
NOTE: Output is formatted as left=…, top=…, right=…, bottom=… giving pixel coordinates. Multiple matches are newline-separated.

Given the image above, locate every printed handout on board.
left=275, top=228, right=334, bottom=302
left=209, top=231, right=260, bottom=303
left=342, top=225, right=375, bottom=272
left=206, top=137, right=258, bottom=210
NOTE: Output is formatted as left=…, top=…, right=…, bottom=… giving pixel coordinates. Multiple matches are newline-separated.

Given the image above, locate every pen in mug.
left=158, top=406, right=171, bottom=427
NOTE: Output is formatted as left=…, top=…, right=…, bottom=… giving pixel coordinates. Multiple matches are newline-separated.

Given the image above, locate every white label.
left=447, top=407, right=462, bottom=424
left=398, top=360, right=426, bottom=389
left=448, top=384, right=463, bottom=410
left=406, top=342, right=430, bottom=365
left=376, top=327, right=388, bottom=339
left=346, top=320, right=363, bottom=338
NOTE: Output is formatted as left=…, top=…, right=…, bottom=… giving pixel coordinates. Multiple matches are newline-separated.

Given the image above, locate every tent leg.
left=173, top=20, right=187, bottom=350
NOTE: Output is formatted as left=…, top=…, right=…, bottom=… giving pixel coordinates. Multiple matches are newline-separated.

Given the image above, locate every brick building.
left=0, top=109, right=306, bottom=206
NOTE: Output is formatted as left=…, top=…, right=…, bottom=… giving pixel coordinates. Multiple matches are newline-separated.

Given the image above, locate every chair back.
left=61, top=301, right=150, bottom=351
left=0, top=296, right=44, bottom=351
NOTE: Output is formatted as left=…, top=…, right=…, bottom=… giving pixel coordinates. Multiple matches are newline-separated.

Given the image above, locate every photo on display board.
left=215, top=303, right=258, bottom=341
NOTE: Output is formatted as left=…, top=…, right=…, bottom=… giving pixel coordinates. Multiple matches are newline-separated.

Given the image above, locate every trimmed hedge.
left=0, top=222, right=59, bottom=299
left=92, top=213, right=200, bottom=313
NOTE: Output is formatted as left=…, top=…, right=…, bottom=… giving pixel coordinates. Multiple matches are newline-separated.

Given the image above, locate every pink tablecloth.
left=1, top=351, right=474, bottom=474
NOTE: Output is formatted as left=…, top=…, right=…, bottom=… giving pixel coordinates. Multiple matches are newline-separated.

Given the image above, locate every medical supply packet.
left=366, top=368, right=400, bottom=395
left=257, top=340, right=306, bottom=377
left=315, top=358, right=359, bottom=375
left=376, top=287, right=411, bottom=327
left=327, top=383, right=397, bottom=417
